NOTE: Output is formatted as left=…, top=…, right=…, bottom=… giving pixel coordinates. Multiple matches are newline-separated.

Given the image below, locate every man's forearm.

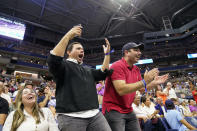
left=52, top=35, right=70, bottom=57
left=101, top=55, right=110, bottom=71
left=181, top=119, right=196, bottom=130
left=113, top=80, right=145, bottom=96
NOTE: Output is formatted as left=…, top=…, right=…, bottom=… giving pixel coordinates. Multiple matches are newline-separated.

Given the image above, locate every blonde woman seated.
left=2, top=87, right=59, bottom=131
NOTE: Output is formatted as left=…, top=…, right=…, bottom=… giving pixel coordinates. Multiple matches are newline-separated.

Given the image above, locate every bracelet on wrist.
left=142, top=79, right=147, bottom=92
left=105, top=49, right=114, bottom=55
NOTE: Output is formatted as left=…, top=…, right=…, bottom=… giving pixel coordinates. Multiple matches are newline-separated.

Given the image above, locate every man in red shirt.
left=102, top=42, right=168, bottom=131
left=192, top=87, right=197, bottom=104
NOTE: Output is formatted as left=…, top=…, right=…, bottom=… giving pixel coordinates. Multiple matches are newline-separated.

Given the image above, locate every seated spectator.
left=155, top=97, right=167, bottom=117
left=165, top=99, right=196, bottom=131
left=132, top=96, right=152, bottom=131
left=2, top=88, right=59, bottom=131
left=171, top=98, right=181, bottom=112
left=0, top=97, right=9, bottom=131
left=156, top=85, right=169, bottom=104
left=0, top=82, right=11, bottom=105
left=38, top=85, right=51, bottom=108
left=156, top=85, right=168, bottom=105
left=141, top=96, right=165, bottom=131
left=188, top=99, right=197, bottom=115
left=179, top=100, right=193, bottom=117
left=141, top=96, right=159, bottom=118
left=164, top=82, right=177, bottom=99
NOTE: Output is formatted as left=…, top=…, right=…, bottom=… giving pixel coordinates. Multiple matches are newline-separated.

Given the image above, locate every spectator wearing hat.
left=165, top=99, right=196, bottom=131
left=37, top=85, right=51, bottom=108
left=102, top=42, right=168, bottom=131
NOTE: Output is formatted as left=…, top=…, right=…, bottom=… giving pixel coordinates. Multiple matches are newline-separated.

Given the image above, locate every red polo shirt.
left=192, top=90, right=197, bottom=103
left=102, top=58, right=142, bottom=114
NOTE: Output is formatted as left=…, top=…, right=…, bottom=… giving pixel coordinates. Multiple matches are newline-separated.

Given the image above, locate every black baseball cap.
left=165, top=99, right=175, bottom=109
left=122, top=42, right=144, bottom=55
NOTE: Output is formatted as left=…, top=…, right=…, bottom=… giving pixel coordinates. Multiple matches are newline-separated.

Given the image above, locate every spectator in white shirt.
left=3, top=87, right=59, bottom=131
left=141, top=96, right=159, bottom=118
left=132, top=96, right=149, bottom=121
left=132, top=96, right=152, bottom=131
left=163, top=82, right=177, bottom=99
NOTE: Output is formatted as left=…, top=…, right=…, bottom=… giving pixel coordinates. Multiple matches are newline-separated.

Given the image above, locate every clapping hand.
left=144, top=68, right=159, bottom=84
left=150, top=74, right=169, bottom=87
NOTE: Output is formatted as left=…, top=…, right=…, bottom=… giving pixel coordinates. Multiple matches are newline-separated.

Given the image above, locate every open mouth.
left=78, top=54, right=84, bottom=59
left=27, top=96, right=34, bottom=100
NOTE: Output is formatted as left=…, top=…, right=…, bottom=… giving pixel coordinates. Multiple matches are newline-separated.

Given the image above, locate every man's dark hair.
left=66, top=42, right=81, bottom=53
left=166, top=103, right=175, bottom=110
left=165, top=100, right=175, bottom=110
left=141, top=96, right=147, bottom=103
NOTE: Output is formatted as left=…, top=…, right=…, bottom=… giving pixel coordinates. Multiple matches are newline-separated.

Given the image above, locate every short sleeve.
left=176, top=111, right=183, bottom=121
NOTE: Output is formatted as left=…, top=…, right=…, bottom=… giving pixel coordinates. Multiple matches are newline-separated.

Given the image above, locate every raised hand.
left=103, top=38, right=111, bottom=54
left=66, top=25, right=82, bottom=40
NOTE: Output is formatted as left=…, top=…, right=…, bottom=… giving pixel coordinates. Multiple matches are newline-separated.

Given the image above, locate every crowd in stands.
left=0, top=36, right=197, bottom=130
left=96, top=74, right=197, bottom=131
left=0, top=36, right=197, bottom=67
left=0, top=74, right=58, bottom=131
left=0, top=66, right=196, bottom=131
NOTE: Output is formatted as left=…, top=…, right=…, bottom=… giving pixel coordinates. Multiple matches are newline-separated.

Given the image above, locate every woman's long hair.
left=11, top=87, right=44, bottom=131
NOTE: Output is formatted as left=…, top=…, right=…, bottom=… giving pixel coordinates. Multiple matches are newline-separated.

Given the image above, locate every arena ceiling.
left=0, top=0, right=196, bottom=39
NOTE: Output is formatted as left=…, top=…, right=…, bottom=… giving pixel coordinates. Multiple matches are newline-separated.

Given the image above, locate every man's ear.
left=67, top=50, right=70, bottom=56
left=124, top=50, right=129, bottom=56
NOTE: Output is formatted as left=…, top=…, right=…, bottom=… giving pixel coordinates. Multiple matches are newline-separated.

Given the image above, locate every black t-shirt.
left=0, top=97, right=9, bottom=114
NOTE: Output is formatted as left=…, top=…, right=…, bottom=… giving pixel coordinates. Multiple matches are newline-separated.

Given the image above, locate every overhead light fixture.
left=165, top=34, right=170, bottom=37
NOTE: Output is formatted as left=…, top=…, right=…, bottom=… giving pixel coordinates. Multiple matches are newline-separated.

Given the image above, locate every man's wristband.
left=105, top=49, right=114, bottom=55
left=142, top=79, right=147, bottom=92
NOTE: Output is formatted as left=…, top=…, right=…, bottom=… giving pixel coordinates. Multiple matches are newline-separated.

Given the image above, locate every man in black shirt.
left=0, top=97, right=9, bottom=131
left=47, top=25, right=112, bottom=131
